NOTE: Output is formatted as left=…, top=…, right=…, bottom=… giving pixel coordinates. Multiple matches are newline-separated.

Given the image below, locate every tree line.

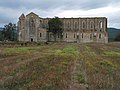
left=0, top=23, right=17, bottom=41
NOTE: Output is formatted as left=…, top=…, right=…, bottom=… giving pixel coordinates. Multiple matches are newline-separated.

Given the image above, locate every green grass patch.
left=47, top=46, right=79, bottom=58
left=3, top=47, right=40, bottom=54
left=75, top=73, right=85, bottom=84
left=63, top=46, right=76, bottom=53
left=104, top=51, right=120, bottom=56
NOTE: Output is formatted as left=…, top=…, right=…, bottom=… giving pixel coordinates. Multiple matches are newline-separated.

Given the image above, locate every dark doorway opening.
left=31, top=38, right=33, bottom=42
left=77, top=35, right=79, bottom=39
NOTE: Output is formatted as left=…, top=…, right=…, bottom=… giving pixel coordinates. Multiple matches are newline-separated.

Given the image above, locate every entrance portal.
left=31, top=38, right=33, bottom=42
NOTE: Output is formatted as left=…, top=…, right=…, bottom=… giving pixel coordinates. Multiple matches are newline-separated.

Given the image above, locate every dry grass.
left=77, top=43, right=120, bottom=90
left=0, top=43, right=77, bottom=90
left=0, top=42, right=120, bottom=90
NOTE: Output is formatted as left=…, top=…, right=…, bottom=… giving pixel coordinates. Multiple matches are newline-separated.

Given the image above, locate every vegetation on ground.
left=0, top=42, right=120, bottom=90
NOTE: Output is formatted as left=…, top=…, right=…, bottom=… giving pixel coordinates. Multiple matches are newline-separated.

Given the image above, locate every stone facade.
left=18, top=12, right=108, bottom=43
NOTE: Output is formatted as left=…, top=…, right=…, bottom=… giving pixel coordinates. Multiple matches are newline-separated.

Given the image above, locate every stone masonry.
left=18, top=12, right=108, bottom=43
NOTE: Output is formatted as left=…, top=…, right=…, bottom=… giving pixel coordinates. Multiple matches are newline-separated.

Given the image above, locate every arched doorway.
left=31, top=38, right=33, bottom=42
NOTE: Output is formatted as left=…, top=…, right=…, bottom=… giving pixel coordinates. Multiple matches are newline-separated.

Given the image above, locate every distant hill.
left=107, top=28, right=120, bottom=41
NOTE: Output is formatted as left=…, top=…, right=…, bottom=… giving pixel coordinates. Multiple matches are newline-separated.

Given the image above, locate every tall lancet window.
left=90, top=22, right=94, bottom=29
left=68, top=22, right=70, bottom=28
left=100, top=21, right=102, bottom=28
left=82, top=21, right=86, bottom=28
left=74, top=22, right=78, bottom=29
left=29, top=16, right=36, bottom=35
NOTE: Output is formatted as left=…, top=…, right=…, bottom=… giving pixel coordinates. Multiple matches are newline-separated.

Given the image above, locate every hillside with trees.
left=108, top=28, right=120, bottom=41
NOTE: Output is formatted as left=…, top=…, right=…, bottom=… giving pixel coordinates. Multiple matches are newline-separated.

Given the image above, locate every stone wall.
left=37, top=28, right=47, bottom=42
left=18, top=12, right=108, bottom=43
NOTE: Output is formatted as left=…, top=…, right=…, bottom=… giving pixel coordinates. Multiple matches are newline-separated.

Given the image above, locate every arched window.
left=82, top=33, right=83, bottom=38
left=29, top=17, right=35, bottom=35
left=66, top=33, right=67, bottom=38
left=74, top=22, right=78, bottom=29
left=77, top=35, right=79, bottom=39
left=90, top=34, right=92, bottom=39
left=90, top=22, right=94, bottom=28
left=100, top=21, right=102, bottom=28
left=40, top=20, right=42, bottom=23
left=99, top=34, right=102, bottom=39
left=74, top=34, right=76, bottom=38
left=40, top=33, right=42, bottom=37
left=82, top=21, right=85, bottom=28
left=68, top=22, right=70, bottom=28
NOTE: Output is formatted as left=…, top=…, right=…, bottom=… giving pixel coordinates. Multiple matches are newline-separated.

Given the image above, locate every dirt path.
left=69, top=57, right=79, bottom=90
left=69, top=44, right=88, bottom=90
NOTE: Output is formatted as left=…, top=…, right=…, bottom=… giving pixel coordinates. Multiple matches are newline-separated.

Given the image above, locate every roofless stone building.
left=18, top=12, right=108, bottom=43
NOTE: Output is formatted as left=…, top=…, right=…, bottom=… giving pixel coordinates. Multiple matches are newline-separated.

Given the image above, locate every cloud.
left=1, top=0, right=120, bottom=10
left=0, top=0, right=120, bottom=28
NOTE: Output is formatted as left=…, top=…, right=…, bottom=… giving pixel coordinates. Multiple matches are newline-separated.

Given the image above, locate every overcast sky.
left=0, top=0, right=120, bottom=28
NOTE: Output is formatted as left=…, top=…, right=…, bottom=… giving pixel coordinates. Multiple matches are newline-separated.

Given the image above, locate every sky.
left=0, top=0, right=120, bottom=28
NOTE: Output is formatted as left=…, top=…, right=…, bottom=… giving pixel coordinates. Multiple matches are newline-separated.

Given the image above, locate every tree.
left=115, top=33, right=120, bottom=41
left=2, top=23, right=17, bottom=41
left=0, top=31, right=4, bottom=41
left=48, top=17, right=63, bottom=41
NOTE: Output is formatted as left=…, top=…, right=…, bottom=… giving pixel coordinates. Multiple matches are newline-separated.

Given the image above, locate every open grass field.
left=0, top=42, right=120, bottom=90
